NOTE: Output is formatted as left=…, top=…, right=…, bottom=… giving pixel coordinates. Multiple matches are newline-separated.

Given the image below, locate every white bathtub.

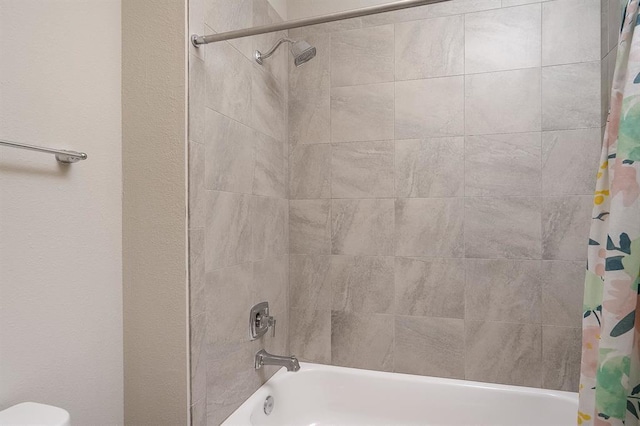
left=223, top=363, right=578, bottom=426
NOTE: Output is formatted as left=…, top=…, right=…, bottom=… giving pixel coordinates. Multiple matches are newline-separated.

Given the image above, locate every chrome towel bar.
left=0, top=139, right=87, bottom=164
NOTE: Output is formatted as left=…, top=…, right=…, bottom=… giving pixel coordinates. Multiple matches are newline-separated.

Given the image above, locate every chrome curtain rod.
left=191, top=0, right=450, bottom=46
left=0, top=139, right=88, bottom=164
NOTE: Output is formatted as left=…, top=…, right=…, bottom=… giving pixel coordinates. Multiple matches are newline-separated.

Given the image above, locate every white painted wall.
left=286, top=0, right=389, bottom=19
left=0, top=1, right=123, bottom=424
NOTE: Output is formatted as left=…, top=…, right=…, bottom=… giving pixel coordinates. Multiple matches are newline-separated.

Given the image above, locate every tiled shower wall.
left=287, top=0, right=617, bottom=392
left=189, top=0, right=624, bottom=423
left=188, top=0, right=290, bottom=424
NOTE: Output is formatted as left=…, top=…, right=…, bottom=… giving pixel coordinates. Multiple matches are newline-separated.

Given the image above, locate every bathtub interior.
left=223, top=363, right=578, bottom=426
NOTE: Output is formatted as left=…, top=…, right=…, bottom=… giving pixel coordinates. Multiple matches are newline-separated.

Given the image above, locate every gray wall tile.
left=205, top=191, right=253, bottom=270
left=602, top=54, right=611, bottom=126
left=542, top=0, right=602, bottom=66
left=331, top=256, right=395, bottom=314
left=502, top=0, right=543, bottom=7
left=253, top=132, right=286, bottom=198
left=395, top=316, right=465, bottom=378
left=289, top=20, right=363, bottom=38
left=395, top=198, right=465, bottom=258
left=331, top=311, right=394, bottom=371
left=204, top=0, right=254, bottom=58
left=190, top=230, right=206, bottom=317
left=189, top=142, right=206, bottom=229
left=399, top=0, right=502, bottom=20
left=465, top=259, right=542, bottom=323
left=205, top=263, right=254, bottom=345
left=290, top=200, right=331, bottom=255
left=192, top=2, right=292, bottom=422
left=602, top=0, right=610, bottom=62
left=331, top=25, right=395, bottom=87
left=395, top=15, right=464, bottom=80
left=253, top=256, right=289, bottom=356
left=251, top=66, right=286, bottom=141
left=191, top=313, right=206, bottom=405
left=542, top=128, right=602, bottom=195
left=396, top=138, right=465, bottom=198
left=191, top=399, right=206, bottom=426
left=396, top=76, right=465, bottom=138
left=466, top=321, right=542, bottom=387
left=542, top=261, right=585, bottom=327
left=289, top=309, right=331, bottom=363
left=605, top=47, right=617, bottom=113
left=204, top=109, right=256, bottom=194
left=290, top=255, right=331, bottom=310
left=331, top=141, right=395, bottom=198
left=189, top=0, right=205, bottom=58
left=542, top=196, right=592, bottom=260
left=390, top=0, right=502, bottom=21
left=252, top=197, right=287, bottom=261
left=465, top=68, right=541, bottom=135
left=465, top=133, right=542, bottom=197
left=189, top=56, right=206, bottom=144
left=607, top=0, right=624, bottom=53
left=542, top=326, right=582, bottom=391
left=290, top=144, right=331, bottom=199
left=358, top=0, right=501, bottom=28
left=204, top=40, right=252, bottom=125
left=465, top=197, right=542, bottom=259
left=286, top=1, right=502, bottom=33
left=331, top=83, right=395, bottom=142
left=289, top=34, right=331, bottom=146
left=395, top=257, right=465, bottom=318
left=542, top=62, right=602, bottom=131
left=206, top=341, right=262, bottom=425
left=332, top=199, right=395, bottom=256
left=465, top=4, right=541, bottom=74
left=253, top=2, right=288, bottom=86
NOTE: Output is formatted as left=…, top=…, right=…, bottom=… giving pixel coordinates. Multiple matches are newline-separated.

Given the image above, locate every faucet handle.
left=259, top=314, right=276, bottom=337
left=249, top=302, right=277, bottom=340
left=268, top=317, right=276, bottom=337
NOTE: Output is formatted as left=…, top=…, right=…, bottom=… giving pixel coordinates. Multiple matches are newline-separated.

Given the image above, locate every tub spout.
left=255, top=349, right=300, bottom=372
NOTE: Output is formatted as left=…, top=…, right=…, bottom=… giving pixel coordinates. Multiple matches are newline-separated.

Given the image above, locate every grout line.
left=286, top=254, right=585, bottom=264
left=288, top=194, right=596, bottom=201
left=538, top=2, right=545, bottom=375
left=190, top=396, right=206, bottom=409
left=329, top=59, right=603, bottom=90
left=391, top=21, right=398, bottom=368
left=461, top=10, right=468, bottom=381
left=292, top=125, right=604, bottom=147
left=328, top=29, right=334, bottom=364
left=203, top=106, right=284, bottom=146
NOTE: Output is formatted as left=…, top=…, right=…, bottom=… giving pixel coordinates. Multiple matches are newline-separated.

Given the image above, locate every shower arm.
left=257, top=38, right=294, bottom=61
left=191, top=0, right=451, bottom=47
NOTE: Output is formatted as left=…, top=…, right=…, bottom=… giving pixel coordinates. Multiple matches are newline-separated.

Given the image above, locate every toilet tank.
left=0, top=402, right=70, bottom=426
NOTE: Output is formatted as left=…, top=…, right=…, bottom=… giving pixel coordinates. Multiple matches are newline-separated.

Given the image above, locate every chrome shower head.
left=255, top=38, right=316, bottom=67
left=290, top=40, right=316, bottom=67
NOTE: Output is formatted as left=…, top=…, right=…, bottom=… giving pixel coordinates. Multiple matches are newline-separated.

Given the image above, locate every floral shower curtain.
left=578, top=0, right=640, bottom=424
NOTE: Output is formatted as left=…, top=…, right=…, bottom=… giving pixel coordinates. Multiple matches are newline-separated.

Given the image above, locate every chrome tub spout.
left=255, top=349, right=300, bottom=372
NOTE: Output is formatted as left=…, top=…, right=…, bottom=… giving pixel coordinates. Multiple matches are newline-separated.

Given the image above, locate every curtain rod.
left=191, top=0, right=451, bottom=47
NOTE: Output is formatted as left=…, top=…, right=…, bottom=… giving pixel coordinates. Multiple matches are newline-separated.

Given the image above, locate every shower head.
left=255, top=38, right=317, bottom=67
left=290, top=40, right=317, bottom=67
